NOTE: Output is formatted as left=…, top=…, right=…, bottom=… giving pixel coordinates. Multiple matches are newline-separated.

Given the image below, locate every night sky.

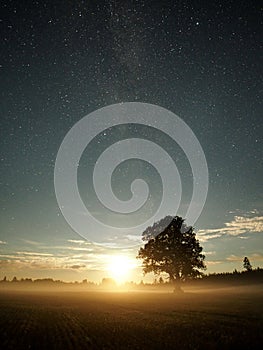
left=1, top=0, right=262, bottom=282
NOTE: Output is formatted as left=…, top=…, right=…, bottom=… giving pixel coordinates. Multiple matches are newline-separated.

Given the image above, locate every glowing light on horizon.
left=107, top=255, right=136, bottom=284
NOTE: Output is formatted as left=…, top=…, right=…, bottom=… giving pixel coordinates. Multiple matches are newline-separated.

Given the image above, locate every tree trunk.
left=170, top=274, right=183, bottom=293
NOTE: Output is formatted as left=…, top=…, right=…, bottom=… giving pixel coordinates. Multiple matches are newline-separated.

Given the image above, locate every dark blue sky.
left=0, top=0, right=262, bottom=281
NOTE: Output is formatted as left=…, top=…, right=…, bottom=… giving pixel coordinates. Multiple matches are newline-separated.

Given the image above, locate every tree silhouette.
left=243, top=257, right=252, bottom=272
left=137, top=216, right=206, bottom=292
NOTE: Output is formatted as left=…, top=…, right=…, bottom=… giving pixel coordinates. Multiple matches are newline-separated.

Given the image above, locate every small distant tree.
left=243, top=257, right=252, bottom=272
left=137, top=216, right=206, bottom=293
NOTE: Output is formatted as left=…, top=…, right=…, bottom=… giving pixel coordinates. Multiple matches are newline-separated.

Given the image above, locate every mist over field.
left=0, top=284, right=262, bottom=350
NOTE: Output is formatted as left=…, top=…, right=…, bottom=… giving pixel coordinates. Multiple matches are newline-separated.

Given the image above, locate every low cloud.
left=226, top=253, right=263, bottom=262
left=20, top=239, right=43, bottom=246
left=226, top=254, right=243, bottom=262
left=126, top=235, right=143, bottom=242
left=67, top=247, right=94, bottom=252
left=16, top=251, right=54, bottom=257
left=0, top=251, right=99, bottom=271
left=198, top=234, right=222, bottom=242
left=68, top=264, right=86, bottom=270
left=0, top=241, right=7, bottom=245
left=197, top=214, right=263, bottom=241
left=67, top=239, right=91, bottom=245
left=203, top=251, right=216, bottom=256
left=205, top=260, right=223, bottom=266
left=224, top=216, right=263, bottom=235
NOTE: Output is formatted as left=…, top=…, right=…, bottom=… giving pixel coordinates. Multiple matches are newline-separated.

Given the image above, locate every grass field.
left=0, top=285, right=262, bottom=349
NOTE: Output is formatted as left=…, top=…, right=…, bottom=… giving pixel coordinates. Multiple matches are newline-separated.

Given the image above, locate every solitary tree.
left=243, top=257, right=252, bottom=272
left=137, top=216, right=206, bottom=292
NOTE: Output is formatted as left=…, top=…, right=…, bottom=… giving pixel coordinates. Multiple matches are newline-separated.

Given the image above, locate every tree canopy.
left=137, top=216, right=206, bottom=290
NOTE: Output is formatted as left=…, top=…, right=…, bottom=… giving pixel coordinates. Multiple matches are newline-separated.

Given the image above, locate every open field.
left=0, top=285, right=262, bottom=349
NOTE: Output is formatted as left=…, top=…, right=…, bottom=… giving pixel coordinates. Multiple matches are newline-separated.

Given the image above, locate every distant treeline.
left=0, top=268, right=263, bottom=288
left=0, top=277, right=96, bottom=286
left=185, top=268, right=263, bottom=286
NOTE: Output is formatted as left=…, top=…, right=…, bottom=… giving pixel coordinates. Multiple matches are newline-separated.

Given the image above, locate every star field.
left=0, top=0, right=262, bottom=280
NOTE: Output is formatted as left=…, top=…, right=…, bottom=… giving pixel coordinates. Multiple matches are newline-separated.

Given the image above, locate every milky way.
left=0, top=0, right=262, bottom=279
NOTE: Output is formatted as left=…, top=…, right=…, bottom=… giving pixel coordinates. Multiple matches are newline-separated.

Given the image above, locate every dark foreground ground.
left=0, top=285, right=262, bottom=350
